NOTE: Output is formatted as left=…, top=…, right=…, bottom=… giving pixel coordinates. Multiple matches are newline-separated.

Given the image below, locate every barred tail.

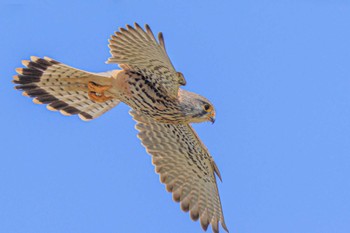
left=13, top=56, right=120, bottom=121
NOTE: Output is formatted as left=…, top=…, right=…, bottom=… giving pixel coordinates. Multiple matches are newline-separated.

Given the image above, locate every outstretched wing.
left=107, top=23, right=186, bottom=99
left=130, top=110, right=228, bottom=233
left=13, top=56, right=120, bottom=120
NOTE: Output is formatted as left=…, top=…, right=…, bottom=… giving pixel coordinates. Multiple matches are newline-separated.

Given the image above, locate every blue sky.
left=1, top=1, right=350, bottom=233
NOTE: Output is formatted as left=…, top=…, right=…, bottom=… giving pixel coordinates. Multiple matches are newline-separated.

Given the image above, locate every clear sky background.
left=1, top=1, right=350, bottom=233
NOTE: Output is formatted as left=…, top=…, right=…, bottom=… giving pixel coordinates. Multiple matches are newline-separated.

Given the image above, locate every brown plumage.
left=13, top=23, right=228, bottom=233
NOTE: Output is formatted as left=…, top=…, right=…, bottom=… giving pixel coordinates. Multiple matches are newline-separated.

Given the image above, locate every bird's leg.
left=87, top=81, right=113, bottom=102
left=88, top=81, right=111, bottom=92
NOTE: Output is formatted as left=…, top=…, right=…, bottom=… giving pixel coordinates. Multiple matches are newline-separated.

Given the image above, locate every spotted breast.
left=110, top=69, right=187, bottom=123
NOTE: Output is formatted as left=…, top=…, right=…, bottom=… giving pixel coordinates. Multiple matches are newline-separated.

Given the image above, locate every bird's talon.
left=87, top=81, right=113, bottom=102
left=88, top=91, right=113, bottom=103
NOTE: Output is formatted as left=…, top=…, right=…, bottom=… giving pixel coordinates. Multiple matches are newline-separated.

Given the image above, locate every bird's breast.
left=114, top=70, right=186, bottom=123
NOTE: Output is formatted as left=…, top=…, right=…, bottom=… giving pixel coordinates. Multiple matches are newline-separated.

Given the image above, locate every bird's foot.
left=88, top=81, right=113, bottom=102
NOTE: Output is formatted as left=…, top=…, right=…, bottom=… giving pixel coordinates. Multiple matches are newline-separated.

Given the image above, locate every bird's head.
left=178, top=89, right=216, bottom=124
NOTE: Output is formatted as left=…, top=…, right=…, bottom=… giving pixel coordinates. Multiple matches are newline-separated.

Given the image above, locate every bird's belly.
left=124, top=97, right=185, bottom=123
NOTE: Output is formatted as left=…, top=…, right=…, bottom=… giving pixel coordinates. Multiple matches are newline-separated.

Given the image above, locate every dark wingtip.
left=134, top=22, right=142, bottom=30
left=126, top=24, right=134, bottom=30
left=222, top=221, right=229, bottom=233
left=201, top=221, right=209, bottom=231
left=190, top=211, right=200, bottom=221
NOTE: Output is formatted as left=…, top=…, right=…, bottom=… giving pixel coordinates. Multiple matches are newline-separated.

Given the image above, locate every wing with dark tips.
left=107, top=23, right=186, bottom=99
left=130, top=110, right=229, bottom=233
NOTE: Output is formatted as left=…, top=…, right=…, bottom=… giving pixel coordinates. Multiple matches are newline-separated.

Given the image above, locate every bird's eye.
left=203, top=104, right=211, bottom=111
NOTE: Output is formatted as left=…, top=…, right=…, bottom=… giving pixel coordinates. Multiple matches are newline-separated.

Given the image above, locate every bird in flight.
left=13, top=23, right=228, bottom=233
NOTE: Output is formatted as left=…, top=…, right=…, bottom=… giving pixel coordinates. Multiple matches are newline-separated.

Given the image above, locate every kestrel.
left=13, top=23, right=228, bottom=233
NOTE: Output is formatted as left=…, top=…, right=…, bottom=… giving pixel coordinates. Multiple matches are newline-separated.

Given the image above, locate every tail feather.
left=13, top=56, right=120, bottom=121
left=78, top=99, right=118, bottom=120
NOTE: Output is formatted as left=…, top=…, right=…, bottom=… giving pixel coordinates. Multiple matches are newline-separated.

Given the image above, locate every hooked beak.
left=208, top=111, right=216, bottom=124
left=209, top=116, right=216, bottom=124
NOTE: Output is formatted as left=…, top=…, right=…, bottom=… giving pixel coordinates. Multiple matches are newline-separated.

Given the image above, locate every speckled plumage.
left=13, top=23, right=228, bottom=233
left=131, top=110, right=228, bottom=233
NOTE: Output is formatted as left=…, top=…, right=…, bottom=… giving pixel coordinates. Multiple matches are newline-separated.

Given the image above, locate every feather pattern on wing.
left=130, top=110, right=229, bottom=233
left=107, top=23, right=186, bottom=99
